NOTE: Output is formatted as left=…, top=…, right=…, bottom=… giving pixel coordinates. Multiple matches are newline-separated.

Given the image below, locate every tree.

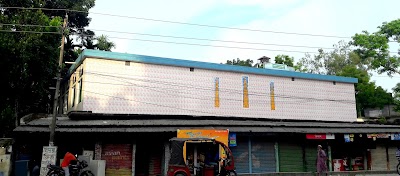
left=295, top=40, right=394, bottom=117
left=337, top=66, right=393, bottom=117
left=392, top=83, right=400, bottom=112
left=274, top=54, right=294, bottom=67
left=351, top=19, right=400, bottom=76
left=0, top=0, right=99, bottom=137
left=225, top=58, right=254, bottom=67
left=295, top=41, right=366, bottom=75
left=95, top=35, right=115, bottom=51
left=0, top=4, right=63, bottom=136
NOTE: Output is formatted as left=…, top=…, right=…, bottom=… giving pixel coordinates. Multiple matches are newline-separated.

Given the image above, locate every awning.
left=13, top=114, right=400, bottom=134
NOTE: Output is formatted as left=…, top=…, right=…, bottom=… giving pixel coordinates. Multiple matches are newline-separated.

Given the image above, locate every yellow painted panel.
left=243, top=76, right=249, bottom=108
left=270, top=81, right=275, bottom=110
left=215, top=78, right=220, bottom=108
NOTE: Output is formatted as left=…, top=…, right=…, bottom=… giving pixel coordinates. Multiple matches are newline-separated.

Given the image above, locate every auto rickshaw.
left=167, top=137, right=237, bottom=176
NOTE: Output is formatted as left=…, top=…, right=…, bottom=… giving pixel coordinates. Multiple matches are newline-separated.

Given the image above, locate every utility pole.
left=49, top=14, right=68, bottom=146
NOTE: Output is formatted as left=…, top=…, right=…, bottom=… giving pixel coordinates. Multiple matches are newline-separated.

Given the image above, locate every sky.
left=86, top=0, right=400, bottom=91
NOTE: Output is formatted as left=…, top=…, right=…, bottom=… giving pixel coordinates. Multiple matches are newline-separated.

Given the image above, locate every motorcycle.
left=46, top=159, right=94, bottom=176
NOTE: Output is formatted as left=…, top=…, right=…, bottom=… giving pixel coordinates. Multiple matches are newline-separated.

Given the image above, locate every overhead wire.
left=0, top=23, right=61, bottom=28
left=74, top=29, right=337, bottom=50
left=2, top=6, right=399, bottom=44
left=81, top=89, right=223, bottom=116
left=0, top=6, right=352, bottom=39
left=82, top=71, right=356, bottom=104
left=84, top=71, right=355, bottom=96
left=0, top=29, right=61, bottom=34
left=83, top=79, right=355, bottom=105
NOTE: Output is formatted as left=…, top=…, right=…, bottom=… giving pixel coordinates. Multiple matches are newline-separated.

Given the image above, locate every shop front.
left=330, top=134, right=368, bottom=172
left=230, top=134, right=277, bottom=174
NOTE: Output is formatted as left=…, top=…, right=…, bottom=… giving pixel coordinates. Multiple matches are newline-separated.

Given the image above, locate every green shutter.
left=279, top=143, right=304, bottom=172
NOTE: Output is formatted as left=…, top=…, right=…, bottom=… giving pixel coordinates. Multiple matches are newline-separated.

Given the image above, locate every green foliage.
left=295, top=41, right=367, bottom=75
left=351, top=19, right=400, bottom=76
left=0, top=6, right=63, bottom=136
left=296, top=40, right=394, bottom=117
left=377, top=116, right=387, bottom=124
left=226, top=58, right=255, bottom=67
left=0, top=106, right=14, bottom=137
left=95, top=35, right=115, bottom=51
left=274, top=54, right=294, bottom=67
left=0, top=0, right=102, bottom=137
left=392, top=83, right=400, bottom=112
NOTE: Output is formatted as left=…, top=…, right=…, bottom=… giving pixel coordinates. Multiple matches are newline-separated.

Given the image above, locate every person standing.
left=61, top=152, right=77, bottom=176
left=316, top=145, right=327, bottom=176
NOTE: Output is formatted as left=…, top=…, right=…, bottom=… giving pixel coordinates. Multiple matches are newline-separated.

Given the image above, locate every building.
left=14, top=49, right=400, bottom=175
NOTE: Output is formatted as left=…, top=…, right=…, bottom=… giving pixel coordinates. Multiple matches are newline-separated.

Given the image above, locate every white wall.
left=68, top=58, right=357, bottom=122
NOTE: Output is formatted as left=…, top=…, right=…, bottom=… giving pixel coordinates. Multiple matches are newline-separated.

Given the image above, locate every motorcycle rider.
left=61, top=151, right=77, bottom=176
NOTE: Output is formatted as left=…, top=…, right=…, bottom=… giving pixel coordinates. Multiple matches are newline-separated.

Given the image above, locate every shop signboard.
left=367, top=133, right=390, bottom=139
left=229, top=133, right=237, bottom=147
left=177, top=129, right=229, bottom=146
left=391, top=133, right=400, bottom=140
left=344, top=134, right=351, bottom=142
left=39, top=146, right=57, bottom=176
left=306, top=133, right=335, bottom=140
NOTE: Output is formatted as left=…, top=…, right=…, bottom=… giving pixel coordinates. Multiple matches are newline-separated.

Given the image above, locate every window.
left=71, top=86, right=76, bottom=107
left=190, top=67, right=194, bottom=72
left=78, top=80, right=83, bottom=103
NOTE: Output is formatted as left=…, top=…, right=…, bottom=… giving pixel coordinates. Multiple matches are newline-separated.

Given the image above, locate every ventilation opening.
left=333, top=81, right=336, bottom=85
left=292, top=77, right=295, bottom=81
left=125, top=61, right=130, bottom=66
left=190, top=67, right=194, bottom=72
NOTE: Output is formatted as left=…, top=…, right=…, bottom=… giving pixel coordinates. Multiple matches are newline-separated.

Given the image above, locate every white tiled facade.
left=68, top=58, right=357, bottom=122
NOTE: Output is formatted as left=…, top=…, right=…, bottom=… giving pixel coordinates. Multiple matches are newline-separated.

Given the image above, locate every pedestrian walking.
left=316, top=145, right=327, bottom=176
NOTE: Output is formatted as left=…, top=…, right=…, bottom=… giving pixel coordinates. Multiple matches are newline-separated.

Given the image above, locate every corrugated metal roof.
left=14, top=116, right=400, bottom=133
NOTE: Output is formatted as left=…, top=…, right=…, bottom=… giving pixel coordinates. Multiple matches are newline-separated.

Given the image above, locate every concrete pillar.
left=162, top=142, right=170, bottom=176
left=132, top=143, right=136, bottom=176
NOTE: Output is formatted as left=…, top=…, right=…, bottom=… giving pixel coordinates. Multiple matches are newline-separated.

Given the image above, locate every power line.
left=0, top=7, right=351, bottom=39
left=83, top=80, right=355, bottom=105
left=82, top=89, right=223, bottom=116
left=79, top=35, right=317, bottom=53
left=0, top=29, right=61, bottom=34
left=75, top=32, right=399, bottom=54
left=77, top=29, right=337, bottom=50
left=85, top=71, right=355, bottom=96
left=0, top=23, right=61, bottom=28
left=3, top=6, right=400, bottom=45
left=84, top=71, right=356, bottom=104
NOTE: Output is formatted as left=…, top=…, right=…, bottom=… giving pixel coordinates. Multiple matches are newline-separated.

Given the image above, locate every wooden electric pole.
left=49, top=14, right=68, bottom=146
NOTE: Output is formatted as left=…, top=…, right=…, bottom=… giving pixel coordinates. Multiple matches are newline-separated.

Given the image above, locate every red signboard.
left=306, top=134, right=335, bottom=140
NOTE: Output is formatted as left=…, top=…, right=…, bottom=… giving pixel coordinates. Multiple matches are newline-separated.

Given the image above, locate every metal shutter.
left=102, top=144, right=132, bottom=176
left=279, top=142, right=304, bottom=172
left=388, top=146, right=397, bottom=171
left=231, top=137, right=249, bottom=173
left=251, top=139, right=276, bottom=173
left=149, top=154, right=162, bottom=176
left=371, top=145, right=387, bottom=171
left=304, top=145, right=317, bottom=172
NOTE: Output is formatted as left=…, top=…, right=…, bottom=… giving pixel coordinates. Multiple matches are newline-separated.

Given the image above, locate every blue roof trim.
left=69, top=49, right=358, bottom=83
